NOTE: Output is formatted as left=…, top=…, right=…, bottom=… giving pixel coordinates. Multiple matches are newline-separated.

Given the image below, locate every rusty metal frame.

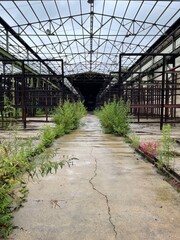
left=118, top=53, right=180, bottom=130
left=0, top=58, right=67, bottom=128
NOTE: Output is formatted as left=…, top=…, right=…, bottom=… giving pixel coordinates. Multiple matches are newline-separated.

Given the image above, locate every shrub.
left=0, top=100, right=86, bottom=238
left=157, top=124, right=175, bottom=169
left=53, top=100, right=86, bottom=134
left=54, top=123, right=65, bottom=138
left=0, top=136, right=71, bottom=238
left=95, top=99, right=131, bottom=136
left=39, top=125, right=56, bottom=148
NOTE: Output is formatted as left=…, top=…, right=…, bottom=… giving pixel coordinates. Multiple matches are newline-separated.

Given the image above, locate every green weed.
left=157, top=124, right=175, bottom=170
left=129, top=133, right=140, bottom=149
left=0, top=100, right=86, bottom=238
left=53, top=100, right=87, bottom=133
left=95, top=99, right=131, bottom=136
left=39, top=125, right=56, bottom=148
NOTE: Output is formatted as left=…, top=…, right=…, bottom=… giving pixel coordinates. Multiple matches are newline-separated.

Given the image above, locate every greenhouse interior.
left=0, top=0, right=180, bottom=239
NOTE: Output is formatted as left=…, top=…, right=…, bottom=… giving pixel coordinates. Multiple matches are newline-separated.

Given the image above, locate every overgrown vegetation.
left=128, top=125, right=175, bottom=171
left=95, top=99, right=131, bottom=136
left=157, top=124, right=175, bottom=169
left=53, top=100, right=87, bottom=134
left=0, top=136, right=64, bottom=238
left=129, top=133, right=140, bottom=149
left=0, top=100, right=86, bottom=238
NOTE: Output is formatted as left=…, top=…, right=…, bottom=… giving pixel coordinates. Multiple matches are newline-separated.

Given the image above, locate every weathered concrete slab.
left=8, top=115, right=180, bottom=240
left=0, top=117, right=54, bottom=140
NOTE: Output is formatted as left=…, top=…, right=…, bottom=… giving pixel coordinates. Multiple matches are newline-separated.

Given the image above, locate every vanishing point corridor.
left=10, top=115, right=180, bottom=240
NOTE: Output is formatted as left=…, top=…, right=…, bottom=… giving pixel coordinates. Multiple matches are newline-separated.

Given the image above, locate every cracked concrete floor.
left=9, top=115, right=180, bottom=240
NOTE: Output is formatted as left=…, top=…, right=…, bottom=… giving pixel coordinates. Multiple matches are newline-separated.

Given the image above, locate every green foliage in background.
left=95, top=99, right=131, bottom=136
left=3, top=95, right=15, bottom=118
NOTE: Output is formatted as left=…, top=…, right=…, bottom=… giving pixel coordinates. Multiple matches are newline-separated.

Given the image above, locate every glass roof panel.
left=0, top=0, right=179, bottom=75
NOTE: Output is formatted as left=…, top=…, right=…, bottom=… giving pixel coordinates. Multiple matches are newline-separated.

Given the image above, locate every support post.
left=45, top=81, right=48, bottom=122
left=165, top=72, right=169, bottom=122
left=22, top=61, right=26, bottom=129
left=138, top=74, right=141, bottom=123
left=160, top=56, right=166, bottom=130
left=118, top=54, right=122, bottom=100
left=61, top=60, right=64, bottom=104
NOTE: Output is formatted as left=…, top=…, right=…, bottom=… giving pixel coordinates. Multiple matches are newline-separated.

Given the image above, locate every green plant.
left=0, top=101, right=86, bottom=238
left=0, top=136, right=71, bottom=238
left=15, top=108, right=22, bottom=119
left=157, top=124, right=175, bottom=169
left=39, top=125, right=56, bottom=148
left=124, top=136, right=132, bottom=144
left=3, top=95, right=15, bottom=118
left=95, top=98, right=131, bottom=136
left=129, top=133, right=140, bottom=149
left=53, top=100, right=86, bottom=134
left=36, top=108, right=46, bottom=116
left=54, top=123, right=65, bottom=138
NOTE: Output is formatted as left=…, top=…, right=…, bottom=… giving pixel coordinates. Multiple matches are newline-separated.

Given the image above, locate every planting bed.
left=131, top=123, right=180, bottom=189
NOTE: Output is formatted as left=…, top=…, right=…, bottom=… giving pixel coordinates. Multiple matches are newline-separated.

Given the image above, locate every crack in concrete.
left=89, top=149, right=117, bottom=239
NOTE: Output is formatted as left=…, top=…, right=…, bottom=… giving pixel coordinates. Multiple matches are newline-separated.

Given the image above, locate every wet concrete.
left=0, top=117, right=54, bottom=139
left=9, top=115, right=180, bottom=240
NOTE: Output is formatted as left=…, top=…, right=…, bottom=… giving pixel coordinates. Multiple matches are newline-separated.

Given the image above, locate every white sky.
left=0, top=0, right=179, bottom=75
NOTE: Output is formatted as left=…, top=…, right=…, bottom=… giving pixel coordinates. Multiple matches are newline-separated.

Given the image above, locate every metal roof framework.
left=0, top=0, right=179, bottom=78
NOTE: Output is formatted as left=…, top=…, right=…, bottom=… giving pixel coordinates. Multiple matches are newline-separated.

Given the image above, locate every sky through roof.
left=0, top=0, right=179, bottom=76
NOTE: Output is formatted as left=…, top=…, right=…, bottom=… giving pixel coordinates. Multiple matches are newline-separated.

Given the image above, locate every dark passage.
left=68, top=72, right=110, bottom=111
left=77, top=82, right=101, bottom=111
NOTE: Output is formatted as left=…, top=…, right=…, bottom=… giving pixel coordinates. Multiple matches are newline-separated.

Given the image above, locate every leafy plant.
left=139, top=141, right=160, bottom=158
left=3, top=95, right=15, bottom=118
left=129, top=133, right=140, bottom=149
left=157, top=124, right=175, bottom=169
left=95, top=98, right=131, bottom=136
left=36, top=108, right=46, bottom=116
left=39, top=125, right=56, bottom=148
left=0, top=100, right=86, bottom=238
left=54, top=123, right=65, bottom=138
left=0, top=136, right=72, bottom=238
left=53, top=100, right=86, bottom=134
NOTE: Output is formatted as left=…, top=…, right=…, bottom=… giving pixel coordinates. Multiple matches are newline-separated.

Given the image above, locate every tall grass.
left=95, top=99, right=131, bottom=136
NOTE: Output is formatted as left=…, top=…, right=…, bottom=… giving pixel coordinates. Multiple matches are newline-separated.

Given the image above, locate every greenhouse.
left=0, top=1, right=180, bottom=239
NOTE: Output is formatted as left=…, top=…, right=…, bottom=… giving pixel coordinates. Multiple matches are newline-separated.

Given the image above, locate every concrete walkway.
left=10, top=115, right=180, bottom=240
